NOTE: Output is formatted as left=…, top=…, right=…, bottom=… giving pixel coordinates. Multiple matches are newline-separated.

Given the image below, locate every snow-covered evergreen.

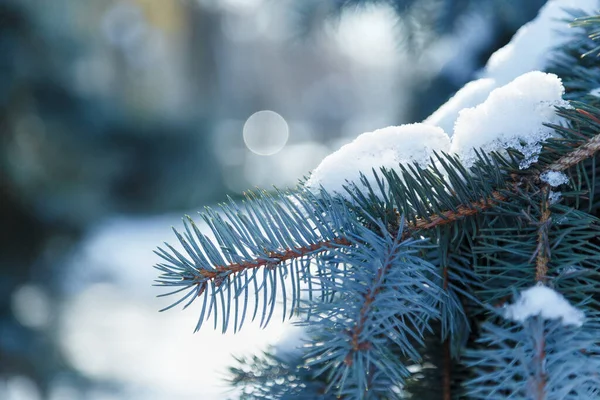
left=154, top=1, right=600, bottom=398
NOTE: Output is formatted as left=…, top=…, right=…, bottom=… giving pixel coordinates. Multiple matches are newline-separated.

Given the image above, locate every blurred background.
left=1, top=0, right=546, bottom=398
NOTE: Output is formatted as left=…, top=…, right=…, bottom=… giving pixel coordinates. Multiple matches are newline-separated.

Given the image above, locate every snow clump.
left=503, top=285, right=585, bottom=327
left=450, top=71, right=569, bottom=169
left=540, top=170, right=569, bottom=187
left=548, top=191, right=562, bottom=204
left=425, top=78, right=496, bottom=135
left=306, top=124, right=450, bottom=196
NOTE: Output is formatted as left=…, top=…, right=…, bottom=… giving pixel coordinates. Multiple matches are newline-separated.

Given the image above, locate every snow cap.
left=306, top=124, right=450, bottom=198
left=450, top=71, right=568, bottom=169
left=425, top=78, right=497, bottom=135
left=503, top=285, right=585, bottom=327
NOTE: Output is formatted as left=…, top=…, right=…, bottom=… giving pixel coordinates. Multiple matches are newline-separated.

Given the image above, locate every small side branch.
left=345, top=267, right=384, bottom=366
left=535, top=188, right=551, bottom=283
left=303, top=223, right=443, bottom=397
left=406, top=191, right=506, bottom=237
left=529, top=188, right=552, bottom=397
left=194, top=237, right=351, bottom=282
left=533, top=331, right=547, bottom=400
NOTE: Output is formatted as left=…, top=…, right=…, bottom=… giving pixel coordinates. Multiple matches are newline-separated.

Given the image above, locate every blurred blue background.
left=0, top=0, right=545, bottom=398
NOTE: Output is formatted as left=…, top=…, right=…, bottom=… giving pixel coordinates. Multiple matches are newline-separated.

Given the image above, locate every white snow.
left=541, top=170, right=570, bottom=186
left=450, top=71, right=569, bottom=169
left=484, top=0, right=598, bottom=86
left=548, top=190, right=563, bottom=204
left=306, top=124, right=450, bottom=196
left=503, top=285, right=585, bottom=327
left=424, top=78, right=496, bottom=135
left=425, top=0, right=597, bottom=136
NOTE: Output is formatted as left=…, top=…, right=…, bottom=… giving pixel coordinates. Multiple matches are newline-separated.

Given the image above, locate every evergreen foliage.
left=153, top=9, right=600, bottom=400
left=227, top=350, right=334, bottom=399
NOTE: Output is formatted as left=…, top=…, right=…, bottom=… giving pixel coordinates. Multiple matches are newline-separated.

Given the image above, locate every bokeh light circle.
left=243, top=110, right=289, bottom=155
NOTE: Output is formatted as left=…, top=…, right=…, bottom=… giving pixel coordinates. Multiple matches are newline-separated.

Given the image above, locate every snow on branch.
left=450, top=71, right=569, bottom=169
left=502, top=285, right=585, bottom=327
left=309, top=71, right=569, bottom=199
left=306, top=124, right=450, bottom=197
left=540, top=170, right=570, bottom=187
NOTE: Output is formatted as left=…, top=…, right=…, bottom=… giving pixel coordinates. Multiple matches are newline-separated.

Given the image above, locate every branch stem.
left=403, top=191, right=506, bottom=238
left=193, top=237, right=351, bottom=281
left=535, top=188, right=551, bottom=282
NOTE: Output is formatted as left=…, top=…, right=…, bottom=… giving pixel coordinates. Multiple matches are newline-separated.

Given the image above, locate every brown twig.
left=192, top=237, right=351, bottom=282
left=535, top=187, right=551, bottom=283
left=534, top=335, right=548, bottom=400
left=403, top=191, right=506, bottom=239
left=343, top=267, right=384, bottom=366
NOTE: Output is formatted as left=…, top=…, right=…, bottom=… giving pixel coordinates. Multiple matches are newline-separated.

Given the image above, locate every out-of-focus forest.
left=0, top=0, right=546, bottom=399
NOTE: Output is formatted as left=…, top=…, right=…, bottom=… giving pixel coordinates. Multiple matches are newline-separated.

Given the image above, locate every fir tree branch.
left=187, top=237, right=352, bottom=282
left=153, top=11, right=600, bottom=396
left=154, top=189, right=360, bottom=332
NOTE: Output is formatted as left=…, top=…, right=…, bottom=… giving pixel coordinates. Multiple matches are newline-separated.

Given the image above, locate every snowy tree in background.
left=154, top=1, right=600, bottom=398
